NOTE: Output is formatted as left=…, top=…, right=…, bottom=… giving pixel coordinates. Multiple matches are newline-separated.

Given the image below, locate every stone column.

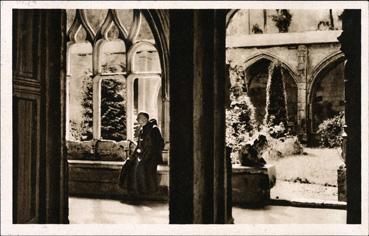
left=162, top=95, right=170, bottom=144
left=169, top=9, right=231, bottom=224
left=296, top=45, right=308, bottom=142
left=338, top=10, right=361, bottom=224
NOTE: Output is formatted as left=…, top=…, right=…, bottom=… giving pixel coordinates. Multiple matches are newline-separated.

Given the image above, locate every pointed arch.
left=308, top=51, right=346, bottom=104
left=67, top=9, right=96, bottom=44
left=243, top=52, right=299, bottom=84
left=307, top=51, right=346, bottom=135
left=226, top=9, right=239, bottom=28
left=242, top=52, right=298, bottom=127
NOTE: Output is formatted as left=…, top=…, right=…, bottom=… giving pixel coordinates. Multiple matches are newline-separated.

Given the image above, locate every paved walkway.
left=69, top=197, right=346, bottom=224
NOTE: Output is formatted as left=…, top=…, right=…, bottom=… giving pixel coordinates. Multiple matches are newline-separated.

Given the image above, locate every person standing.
left=134, top=112, right=164, bottom=194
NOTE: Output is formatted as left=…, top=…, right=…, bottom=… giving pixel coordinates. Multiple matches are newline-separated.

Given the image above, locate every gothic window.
left=66, top=9, right=162, bottom=142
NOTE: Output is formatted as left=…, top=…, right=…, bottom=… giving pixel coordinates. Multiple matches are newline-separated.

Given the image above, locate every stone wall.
left=68, top=160, right=276, bottom=206
left=67, top=140, right=129, bottom=161
left=226, top=34, right=344, bottom=141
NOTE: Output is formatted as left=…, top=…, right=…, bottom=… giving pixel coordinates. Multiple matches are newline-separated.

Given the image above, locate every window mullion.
left=92, top=75, right=102, bottom=140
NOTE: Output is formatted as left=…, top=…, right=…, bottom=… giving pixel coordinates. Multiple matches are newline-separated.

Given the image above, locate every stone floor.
left=69, top=197, right=346, bottom=224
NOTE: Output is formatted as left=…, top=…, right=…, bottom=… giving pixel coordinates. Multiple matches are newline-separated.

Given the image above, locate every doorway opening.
left=65, top=9, right=169, bottom=224
left=225, top=9, right=347, bottom=209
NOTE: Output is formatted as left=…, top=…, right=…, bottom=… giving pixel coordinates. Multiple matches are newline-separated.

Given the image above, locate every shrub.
left=264, top=62, right=288, bottom=138
left=271, top=9, right=292, bottom=33
left=317, top=112, right=344, bottom=148
left=266, top=117, right=286, bottom=139
left=226, top=87, right=257, bottom=163
left=227, top=64, right=246, bottom=90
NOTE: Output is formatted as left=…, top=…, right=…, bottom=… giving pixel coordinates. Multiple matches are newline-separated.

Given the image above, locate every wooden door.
left=13, top=9, right=68, bottom=224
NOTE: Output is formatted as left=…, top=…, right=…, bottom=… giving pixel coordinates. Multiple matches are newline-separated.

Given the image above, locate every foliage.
left=226, top=61, right=302, bottom=164
left=252, top=24, right=263, bottom=34
left=264, top=62, right=288, bottom=138
left=69, top=120, right=91, bottom=141
left=271, top=9, right=292, bottom=33
left=78, top=63, right=127, bottom=141
left=317, top=112, right=345, bottom=148
left=266, top=117, right=286, bottom=139
left=79, top=70, right=93, bottom=141
left=100, top=77, right=127, bottom=141
left=225, top=88, right=257, bottom=158
left=227, top=63, right=246, bottom=91
left=317, top=21, right=331, bottom=31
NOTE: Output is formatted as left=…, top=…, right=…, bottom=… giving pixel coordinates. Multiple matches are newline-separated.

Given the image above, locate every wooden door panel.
left=13, top=9, right=68, bottom=224
left=13, top=10, right=41, bottom=224
left=13, top=94, right=40, bottom=223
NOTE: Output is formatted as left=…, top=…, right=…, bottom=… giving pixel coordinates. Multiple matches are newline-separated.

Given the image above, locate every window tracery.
left=66, top=9, right=162, bottom=142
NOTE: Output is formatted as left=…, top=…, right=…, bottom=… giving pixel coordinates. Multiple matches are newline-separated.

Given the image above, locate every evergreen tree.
left=80, top=70, right=93, bottom=140
left=79, top=63, right=127, bottom=141
left=264, top=62, right=288, bottom=129
left=100, top=76, right=127, bottom=141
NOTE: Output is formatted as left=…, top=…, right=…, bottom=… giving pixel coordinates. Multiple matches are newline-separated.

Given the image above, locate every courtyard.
left=269, top=147, right=344, bottom=202
left=9, top=5, right=365, bottom=229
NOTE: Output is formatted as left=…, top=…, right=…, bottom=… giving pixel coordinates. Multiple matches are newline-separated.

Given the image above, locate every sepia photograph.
left=1, top=1, right=368, bottom=235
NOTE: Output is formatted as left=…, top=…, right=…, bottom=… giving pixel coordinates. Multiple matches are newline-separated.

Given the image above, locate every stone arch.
left=243, top=53, right=298, bottom=128
left=141, top=10, right=170, bottom=143
left=243, top=52, right=299, bottom=83
left=308, top=51, right=346, bottom=138
left=308, top=51, right=345, bottom=101
left=226, top=9, right=239, bottom=28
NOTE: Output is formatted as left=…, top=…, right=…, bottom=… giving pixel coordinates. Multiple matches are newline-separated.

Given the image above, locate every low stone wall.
left=68, top=160, right=276, bottom=205
left=67, top=140, right=170, bottom=163
left=67, top=140, right=129, bottom=161
left=68, top=160, right=169, bottom=201
left=232, top=164, right=276, bottom=206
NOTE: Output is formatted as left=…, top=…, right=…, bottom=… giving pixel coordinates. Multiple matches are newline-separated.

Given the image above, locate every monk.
left=133, top=112, right=164, bottom=194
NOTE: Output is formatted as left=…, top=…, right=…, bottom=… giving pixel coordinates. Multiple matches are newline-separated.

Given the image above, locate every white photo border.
left=1, top=1, right=368, bottom=235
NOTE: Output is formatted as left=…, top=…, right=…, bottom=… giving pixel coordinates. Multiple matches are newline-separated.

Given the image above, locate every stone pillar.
left=92, top=76, right=102, bottom=139
left=296, top=45, right=308, bottom=142
left=338, top=10, right=361, bottom=224
left=162, top=96, right=170, bottom=144
left=169, top=10, right=231, bottom=224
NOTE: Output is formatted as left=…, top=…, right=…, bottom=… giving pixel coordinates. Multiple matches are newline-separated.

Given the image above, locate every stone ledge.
left=68, top=160, right=275, bottom=205
left=68, top=160, right=170, bottom=171
left=232, top=164, right=276, bottom=187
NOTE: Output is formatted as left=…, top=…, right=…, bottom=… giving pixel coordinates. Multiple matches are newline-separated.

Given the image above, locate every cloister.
left=9, top=6, right=363, bottom=228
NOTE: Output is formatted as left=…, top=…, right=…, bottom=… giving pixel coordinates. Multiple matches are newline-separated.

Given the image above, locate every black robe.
left=126, top=122, right=164, bottom=195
